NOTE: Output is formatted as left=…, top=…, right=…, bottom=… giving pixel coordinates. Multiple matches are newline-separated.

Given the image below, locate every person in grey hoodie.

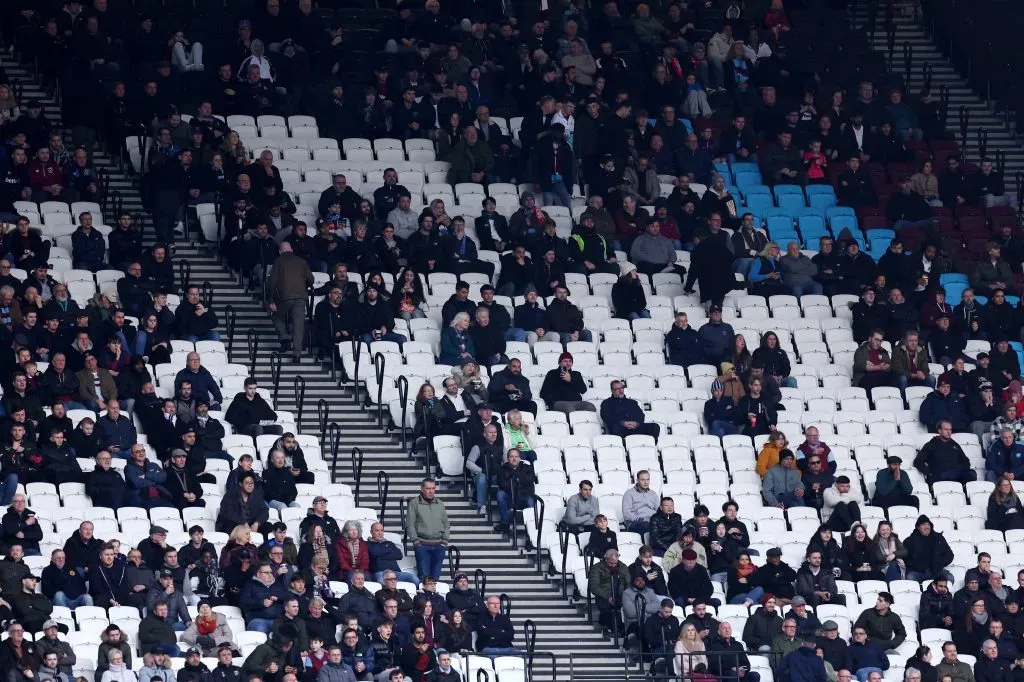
left=780, top=241, right=823, bottom=297
left=762, top=451, right=806, bottom=508
left=622, top=574, right=665, bottom=634
left=622, top=470, right=661, bottom=533
left=318, top=645, right=358, bottom=682
left=630, top=220, right=679, bottom=276
left=563, top=480, right=600, bottom=533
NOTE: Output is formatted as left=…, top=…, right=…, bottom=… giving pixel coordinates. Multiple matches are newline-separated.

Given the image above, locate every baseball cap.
left=709, top=304, right=723, bottom=313
left=790, top=595, right=807, bottom=606
left=159, top=568, right=175, bottom=578
left=42, top=620, right=59, bottom=630
left=186, top=647, right=202, bottom=656
left=313, top=496, right=328, bottom=504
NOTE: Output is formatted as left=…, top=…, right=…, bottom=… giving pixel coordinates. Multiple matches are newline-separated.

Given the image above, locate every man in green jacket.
left=853, top=592, right=907, bottom=651
left=588, top=548, right=630, bottom=631
left=447, top=127, right=494, bottom=185
left=406, top=478, right=450, bottom=581
left=890, top=331, right=934, bottom=392
left=872, top=455, right=919, bottom=507
left=243, top=623, right=296, bottom=678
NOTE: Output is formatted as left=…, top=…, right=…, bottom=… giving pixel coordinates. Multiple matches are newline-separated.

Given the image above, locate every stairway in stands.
left=853, top=0, right=1024, bottom=181
left=3, top=57, right=627, bottom=680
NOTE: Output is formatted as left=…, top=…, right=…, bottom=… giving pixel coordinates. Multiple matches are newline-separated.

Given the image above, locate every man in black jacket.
left=600, top=380, right=661, bottom=441
left=706, top=621, right=760, bottom=682
left=475, top=198, right=510, bottom=252
left=666, top=311, right=704, bottom=367
left=540, top=352, right=594, bottom=414
left=668, top=549, right=720, bottom=607
left=645, top=598, right=683, bottom=664
left=225, top=378, right=281, bottom=439
left=487, top=359, right=537, bottom=416
left=476, top=594, right=519, bottom=653
left=494, top=450, right=535, bottom=537
left=919, top=577, right=955, bottom=629
left=86, top=451, right=133, bottom=508
left=913, top=420, right=976, bottom=484
left=887, top=178, right=933, bottom=231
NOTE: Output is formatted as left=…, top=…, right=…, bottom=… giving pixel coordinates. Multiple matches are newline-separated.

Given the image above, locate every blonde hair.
left=759, top=242, right=780, bottom=258
left=229, top=524, right=251, bottom=544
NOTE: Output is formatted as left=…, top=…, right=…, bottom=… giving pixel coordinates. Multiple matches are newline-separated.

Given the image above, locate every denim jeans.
left=266, top=500, right=302, bottom=512
left=505, top=328, right=528, bottom=343
left=185, top=331, right=221, bottom=343
left=497, top=490, right=535, bottom=523
left=54, top=592, right=94, bottom=609
left=733, top=258, right=754, bottom=275
left=543, top=182, right=572, bottom=209
left=0, top=474, right=17, bottom=505
left=171, top=621, right=187, bottom=632
left=790, top=281, right=824, bottom=297
left=247, top=618, right=275, bottom=634
left=856, top=668, right=885, bottom=682
left=473, top=473, right=494, bottom=508
left=374, top=571, right=420, bottom=586
left=414, top=543, right=447, bottom=580
left=558, top=330, right=593, bottom=344
left=729, top=586, right=765, bottom=605
left=628, top=311, right=652, bottom=320
left=710, top=420, right=738, bottom=438
left=907, top=570, right=954, bottom=583
left=626, top=520, right=650, bottom=534
left=360, top=331, right=407, bottom=348
left=778, top=492, right=804, bottom=508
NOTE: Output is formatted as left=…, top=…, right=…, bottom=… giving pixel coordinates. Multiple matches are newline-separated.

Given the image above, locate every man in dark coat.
left=684, top=227, right=735, bottom=306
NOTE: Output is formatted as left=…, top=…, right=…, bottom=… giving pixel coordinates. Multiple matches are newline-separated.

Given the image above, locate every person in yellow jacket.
left=756, top=431, right=789, bottom=478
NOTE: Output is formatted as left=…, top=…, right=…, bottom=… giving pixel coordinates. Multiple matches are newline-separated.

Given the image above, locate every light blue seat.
left=830, top=215, right=859, bottom=235
left=809, top=194, right=838, bottom=209
left=745, top=194, right=773, bottom=213
left=777, top=194, right=807, bottom=212
left=805, top=185, right=836, bottom=197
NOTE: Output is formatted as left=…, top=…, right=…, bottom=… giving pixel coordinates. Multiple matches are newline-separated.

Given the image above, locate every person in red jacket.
left=27, top=147, right=67, bottom=203
left=335, top=520, right=370, bottom=580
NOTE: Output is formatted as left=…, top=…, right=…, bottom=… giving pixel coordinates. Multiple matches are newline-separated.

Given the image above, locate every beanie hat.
left=559, top=352, right=573, bottom=363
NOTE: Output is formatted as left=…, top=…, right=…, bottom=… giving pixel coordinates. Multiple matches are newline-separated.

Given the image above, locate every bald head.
left=279, top=242, right=293, bottom=254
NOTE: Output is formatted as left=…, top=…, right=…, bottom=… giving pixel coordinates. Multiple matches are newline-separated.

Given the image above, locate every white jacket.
left=822, top=484, right=863, bottom=522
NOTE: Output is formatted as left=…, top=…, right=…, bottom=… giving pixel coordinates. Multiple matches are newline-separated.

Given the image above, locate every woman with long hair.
left=392, top=268, right=427, bottom=320
left=843, top=522, right=882, bottom=582
left=675, top=622, right=708, bottom=678
left=987, top=475, right=1024, bottom=531
left=732, top=334, right=752, bottom=381
left=726, top=550, right=763, bottom=606
left=907, top=645, right=938, bottom=682
left=298, top=524, right=340, bottom=577
left=872, top=521, right=907, bottom=581
left=446, top=609, right=473, bottom=653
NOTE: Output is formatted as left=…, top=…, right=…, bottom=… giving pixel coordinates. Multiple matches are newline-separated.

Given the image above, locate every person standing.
left=405, top=479, right=450, bottom=581
left=267, top=243, right=314, bottom=363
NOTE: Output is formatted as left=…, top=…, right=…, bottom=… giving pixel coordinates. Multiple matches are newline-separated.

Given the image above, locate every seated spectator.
left=216, top=472, right=268, bottom=533
left=736, top=376, right=778, bottom=437
left=763, top=451, right=805, bottom=508
left=140, top=601, right=183, bottom=657
left=725, top=551, right=764, bottom=607
left=124, top=445, right=174, bottom=509
left=703, top=380, right=737, bottom=438
left=872, top=455, right=919, bottom=508
left=240, top=562, right=285, bottom=634
left=987, top=476, right=1024, bottom=531
left=601, top=379, right=661, bottom=441
left=674, top=622, right=710, bottom=680
left=795, top=550, right=846, bottom=607
left=261, top=450, right=300, bottom=513
left=748, top=243, right=789, bottom=298
left=630, top=220, right=680, bottom=277
left=796, top=427, right=835, bottom=473
left=439, top=313, right=475, bottom=366
left=669, top=547, right=720, bottom=608
left=706, top=621, right=761, bottom=682
left=540, top=352, right=595, bottom=415
left=986, top=428, right=1024, bottom=482
left=848, top=626, right=889, bottom=682
left=969, top=382, right=1002, bottom=441
left=476, top=593, right=520, bottom=654
left=649, top=497, right=683, bottom=557
left=972, top=244, right=1014, bottom=299
left=801, top=454, right=835, bottom=512
left=855, top=592, right=907, bottom=652
left=757, top=431, right=789, bottom=478
left=892, top=330, right=935, bottom=393
left=914, top=419, right=977, bottom=485
left=562, top=480, right=599, bottom=535
left=623, top=573, right=664, bottom=637
left=546, top=285, right=593, bottom=344
left=487, top=359, right=537, bottom=417
left=667, top=311, right=704, bottom=368
left=920, top=376, right=970, bottom=433
left=1, top=494, right=42, bottom=556
left=781, top=241, right=823, bottom=297
left=224, top=377, right=281, bottom=439
left=903, top=515, right=955, bottom=582
left=823, top=475, right=864, bottom=531
left=41, top=548, right=92, bottom=609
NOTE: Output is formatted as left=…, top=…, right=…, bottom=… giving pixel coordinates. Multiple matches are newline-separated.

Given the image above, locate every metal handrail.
left=246, top=329, right=259, bottom=378
left=293, top=376, right=306, bottom=431
left=447, top=544, right=461, bottom=581
left=317, top=399, right=329, bottom=452
left=224, top=305, right=236, bottom=361
left=373, top=352, right=386, bottom=426
left=376, top=470, right=390, bottom=522
left=351, top=446, right=364, bottom=505
left=397, top=375, right=410, bottom=449
left=269, top=352, right=282, bottom=405
left=327, top=422, right=341, bottom=484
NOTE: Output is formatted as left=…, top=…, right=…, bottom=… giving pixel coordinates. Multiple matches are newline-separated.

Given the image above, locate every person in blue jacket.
left=918, top=376, right=970, bottom=433
left=240, top=562, right=286, bottom=633
left=439, top=313, right=476, bottom=366
left=600, top=380, right=661, bottom=441
left=124, top=444, right=174, bottom=509
left=778, top=635, right=829, bottom=682
left=70, top=213, right=108, bottom=272
left=986, top=428, right=1024, bottom=482
left=848, top=626, right=889, bottom=682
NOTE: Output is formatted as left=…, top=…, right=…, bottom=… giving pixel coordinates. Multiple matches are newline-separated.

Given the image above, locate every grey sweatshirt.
left=563, top=493, right=600, bottom=526
left=630, top=233, right=676, bottom=267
